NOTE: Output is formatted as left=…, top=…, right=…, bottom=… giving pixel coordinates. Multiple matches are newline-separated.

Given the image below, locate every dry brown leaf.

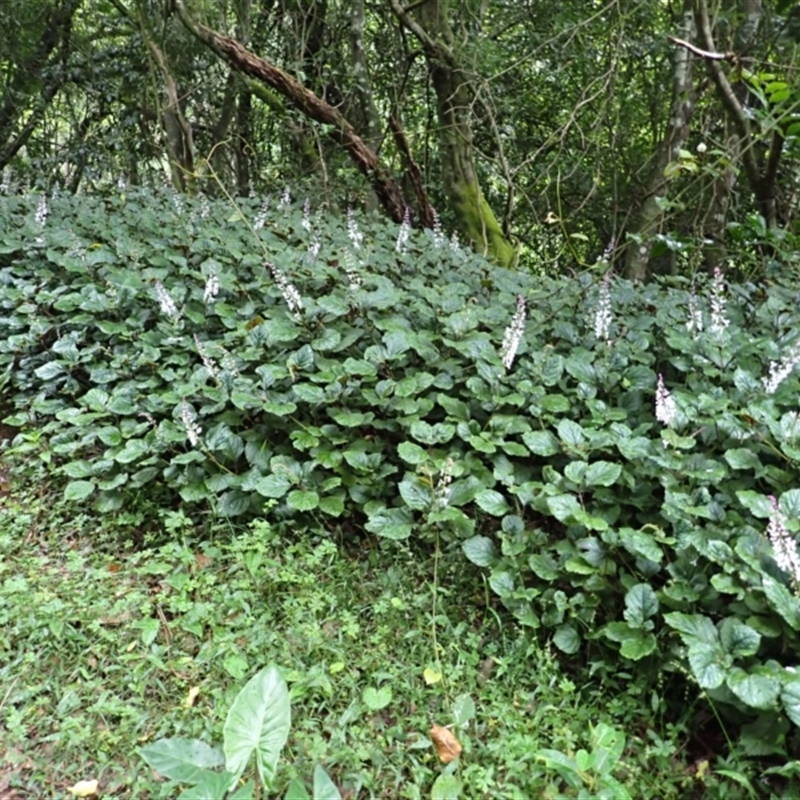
left=194, top=552, right=213, bottom=571
left=185, top=686, right=200, bottom=708
left=430, top=724, right=462, bottom=764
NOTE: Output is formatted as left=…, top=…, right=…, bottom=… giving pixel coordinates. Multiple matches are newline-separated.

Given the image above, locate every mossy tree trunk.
left=389, top=0, right=516, bottom=267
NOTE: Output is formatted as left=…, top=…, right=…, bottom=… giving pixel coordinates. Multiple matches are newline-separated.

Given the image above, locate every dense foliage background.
left=3, top=186, right=800, bottom=789
left=4, top=0, right=800, bottom=278
left=6, top=1, right=800, bottom=797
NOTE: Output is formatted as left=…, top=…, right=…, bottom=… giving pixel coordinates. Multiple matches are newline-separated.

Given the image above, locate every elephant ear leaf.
left=223, top=665, right=291, bottom=790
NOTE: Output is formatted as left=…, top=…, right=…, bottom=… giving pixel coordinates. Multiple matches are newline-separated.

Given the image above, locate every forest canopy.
left=4, top=0, right=800, bottom=279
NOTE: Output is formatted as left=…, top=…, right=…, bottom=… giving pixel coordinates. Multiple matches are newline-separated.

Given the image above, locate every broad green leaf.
left=522, top=430, right=560, bottom=456
left=223, top=665, right=291, bottom=791
left=263, top=401, right=298, bottom=417
left=62, top=460, right=94, bottom=478
left=618, top=528, right=663, bottom=563
left=82, top=387, right=111, bottom=412
left=34, top=361, right=64, bottom=380
left=205, top=424, right=245, bottom=460
left=96, top=426, right=123, bottom=447
left=564, top=351, right=595, bottom=384
left=254, top=474, right=293, bottom=498
left=342, top=358, right=376, bottom=376
left=539, top=394, right=570, bottom=413
left=431, top=774, right=462, bottom=800
left=318, top=495, right=345, bottom=516
left=409, top=421, right=455, bottom=444
left=475, top=489, right=510, bottom=516
left=365, top=506, right=413, bottom=540
left=228, top=780, right=257, bottom=800
left=529, top=553, right=559, bottom=580
left=328, top=409, right=374, bottom=427
left=397, top=441, right=428, bottom=465
left=176, top=770, right=235, bottom=799
left=285, top=778, right=311, bottom=800
left=780, top=489, right=800, bottom=518
left=719, top=618, right=761, bottom=658
left=287, top=489, right=319, bottom=511
left=547, top=493, right=580, bottom=523
left=663, top=612, right=718, bottom=645
left=312, top=764, right=342, bottom=800
left=726, top=667, right=780, bottom=710
left=462, top=536, right=497, bottom=567
left=761, top=576, right=800, bottom=630
left=736, top=490, right=773, bottom=519
left=564, top=557, right=594, bottom=574
left=564, top=460, right=588, bottom=484
left=362, top=686, right=392, bottom=711
left=616, top=436, right=651, bottom=459
left=781, top=678, right=800, bottom=726
left=114, top=438, right=149, bottom=464
left=437, top=393, right=469, bottom=420
left=399, top=478, right=433, bottom=510
left=539, top=353, right=564, bottom=384
left=687, top=642, right=727, bottom=689
left=286, top=344, right=315, bottom=372
left=452, top=694, right=476, bottom=727
left=620, top=633, right=657, bottom=661
left=557, top=419, right=586, bottom=449
left=724, top=448, right=762, bottom=471
left=585, top=460, right=622, bottom=487
left=590, top=723, right=625, bottom=774
left=292, top=383, right=325, bottom=404
left=139, top=738, right=224, bottom=783
left=64, top=480, right=96, bottom=501
left=623, top=584, right=659, bottom=627
left=602, top=622, right=640, bottom=643
left=447, top=476, right=483, bottom=507
left=553, top=625, right=581, bottom=654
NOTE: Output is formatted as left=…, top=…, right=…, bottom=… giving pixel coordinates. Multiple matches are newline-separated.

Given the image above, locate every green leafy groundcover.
left=3, top=187, right=800, bottom=754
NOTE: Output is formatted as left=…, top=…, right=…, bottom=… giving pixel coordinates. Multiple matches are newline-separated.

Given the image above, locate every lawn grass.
left=0, top=469, right=760, bottom=799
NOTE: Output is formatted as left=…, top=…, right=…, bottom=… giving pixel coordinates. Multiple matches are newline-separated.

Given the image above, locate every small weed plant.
left=139, top=664, right=340, bottom=799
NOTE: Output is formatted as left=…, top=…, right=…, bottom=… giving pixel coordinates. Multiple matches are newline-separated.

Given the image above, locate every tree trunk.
left=625, top=1, right=697, bottom=280
left=695, top=0, right=778, bottom=230
left=137, top=1, right=196, bottom=193
left=0, top=0, right=83, bottom=170
left=350, top=0, right=383, bottom=211
left=174, top=0, right=408, bottom=222
left=389, top=0, right=516, bottom=267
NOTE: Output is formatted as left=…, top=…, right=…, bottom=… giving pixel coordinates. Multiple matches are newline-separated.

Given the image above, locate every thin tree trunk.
left=389, top=0, right=516, bottom=267
left=137, top=2, right=196, bottom=193
left=625, top=1, right=697, bottom=280
left=236, top=89, right=253, bottom=196
left=350, top=0, right=383, bottom=211
left=695, top=0, right=778, bottom=230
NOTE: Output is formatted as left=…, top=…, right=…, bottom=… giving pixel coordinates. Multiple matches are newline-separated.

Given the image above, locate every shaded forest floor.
left=0, top=459, right=763, bottom=800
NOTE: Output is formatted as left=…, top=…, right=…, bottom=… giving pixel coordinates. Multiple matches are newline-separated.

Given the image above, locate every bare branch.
left=667, top=35, right=730, bottom=61
left=174, top=0, right=407, bottom=221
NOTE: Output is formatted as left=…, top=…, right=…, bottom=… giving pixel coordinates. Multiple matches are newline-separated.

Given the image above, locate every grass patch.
left=0, top=467, right=766, bottom=799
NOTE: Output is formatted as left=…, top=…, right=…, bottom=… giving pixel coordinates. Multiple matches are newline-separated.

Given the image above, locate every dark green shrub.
left=3, top=186, right=800, bottom=754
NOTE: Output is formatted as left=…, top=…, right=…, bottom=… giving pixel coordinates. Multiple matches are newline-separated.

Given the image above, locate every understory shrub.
left=3, top=186, right=800, bottom=755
